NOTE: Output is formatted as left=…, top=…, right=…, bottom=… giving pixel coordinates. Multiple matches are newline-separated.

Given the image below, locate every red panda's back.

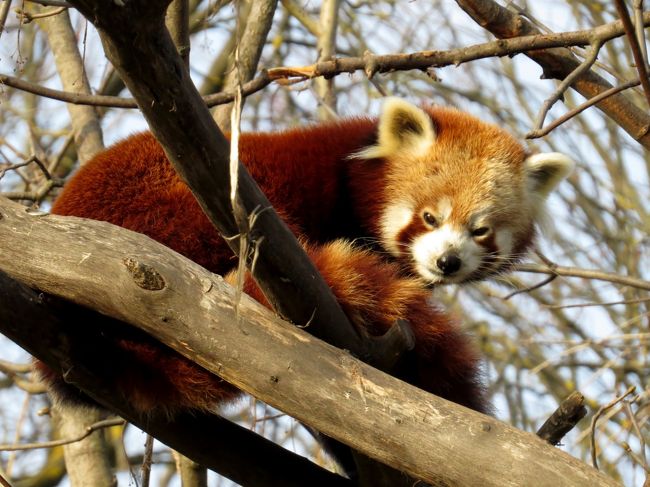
left=52, top=120, right=378, bottom=275
left=52, top=132, right=234, bottom=274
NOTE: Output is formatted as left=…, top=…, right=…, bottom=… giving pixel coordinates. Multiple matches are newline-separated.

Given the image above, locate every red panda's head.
left=355, top=98, right=574, bottom=285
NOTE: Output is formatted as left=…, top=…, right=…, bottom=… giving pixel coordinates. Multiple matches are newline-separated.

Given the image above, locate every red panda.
left=39, top=98, right=572, bottom=418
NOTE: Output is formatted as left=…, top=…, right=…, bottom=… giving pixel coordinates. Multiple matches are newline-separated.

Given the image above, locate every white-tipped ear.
left=355, top=98, right=435, bottom=159
left=525, top=152, right=574, bottom=198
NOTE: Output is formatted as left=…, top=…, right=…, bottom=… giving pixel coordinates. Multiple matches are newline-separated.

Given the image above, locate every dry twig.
left=590, top=386, right=636, bottom=470
left=0, top=418, right=125, bottom=452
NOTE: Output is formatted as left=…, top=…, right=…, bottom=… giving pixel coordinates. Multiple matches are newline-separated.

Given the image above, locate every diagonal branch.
left=456, top=0, right=650, bottom=149
left=614, top=0, right=650, bottom=107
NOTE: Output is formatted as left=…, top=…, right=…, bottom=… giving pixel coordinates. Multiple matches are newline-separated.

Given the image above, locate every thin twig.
left=527, top=78, right=641, bottom=138
left=622, top=442, right=650, bottom=474
left=15, top=6, right=66, bottom=22
left=615, top=0, right=650, bottom=107
left=0, top=418, right=125, bottom=451
left=545, top=296, right=650, bottom=310
left=141, top=434, right=154, bottom=487
left=514, top=263, right=650, bottom=291
left=623, top=402, right=647, bottom=467
left=0, top=155, right=52, bottom=180
left=590, top=386, right=636, bottom=470
left=529, top=40, right=603, bottom=135
left=25, top=0, right=71, bottom=6
left=5, top=393, right=30, bottom=476
left=502, top=274, right=557, bottom=299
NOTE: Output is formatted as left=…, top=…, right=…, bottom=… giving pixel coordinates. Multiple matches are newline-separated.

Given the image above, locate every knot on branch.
left=363, top=51, right=378, bottom=79
left=123, top=257, right=166, bottom=291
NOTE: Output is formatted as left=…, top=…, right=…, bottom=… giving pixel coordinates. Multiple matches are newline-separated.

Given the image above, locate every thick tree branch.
left=456, top=0, right=650, bottom=149
left=0, top=196, right=618, bottom=487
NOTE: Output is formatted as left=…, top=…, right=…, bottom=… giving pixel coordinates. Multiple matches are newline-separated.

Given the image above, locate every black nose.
left=436, top=253, right=462, bottom=275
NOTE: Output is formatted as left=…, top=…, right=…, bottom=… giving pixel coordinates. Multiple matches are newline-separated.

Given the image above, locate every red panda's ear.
left=524, top=152, right=574, bottom=199
left=355, top=98, right=436, bottom=160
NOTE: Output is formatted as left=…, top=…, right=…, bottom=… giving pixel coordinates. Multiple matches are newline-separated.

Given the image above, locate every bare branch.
left=633, top=0, right=648, bottom=68
left=280, top=0, right=319, bottom=35
left=212, top=0, right=278, bottom=130
left=529, top=40, right=603, bottom=136
left=25, top=0, right=72, bottom=6
left=0, top=360, right=32, bottom=374
left=527, top=78, right=641, bottom=138
left=315, top=0, right=340, bottom=120
left=536, top=392, right=587, bottom=446
left=0, top=418, right=125, bottom=451
left=514, top=263, right=650, bottom=292
left=165, top=0, right=190, bottom=66
left=590, top=387, right=637, bottom=470
left=16, top=6, right=66, bottom=22
left=141, top=434, right=154, bottom=487
left=614, top=0, right=650, bottom=107
left=3, top=14, right=649, bottom=110
left=456, top=0, right=650, bottom=149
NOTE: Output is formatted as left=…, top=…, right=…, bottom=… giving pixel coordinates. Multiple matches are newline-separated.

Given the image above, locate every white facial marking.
left=380, top=203, right=414, bottom=256
left=411, top=224, right=483, bottom=283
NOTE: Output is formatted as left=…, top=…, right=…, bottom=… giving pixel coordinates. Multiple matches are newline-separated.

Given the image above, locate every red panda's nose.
left=436, top=253, right=462, bottom=275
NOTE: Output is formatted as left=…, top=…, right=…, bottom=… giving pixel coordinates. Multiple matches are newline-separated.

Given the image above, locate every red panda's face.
left=357, top=99, right=574, bottom=285
left=381, top=192, right=531, bottom=284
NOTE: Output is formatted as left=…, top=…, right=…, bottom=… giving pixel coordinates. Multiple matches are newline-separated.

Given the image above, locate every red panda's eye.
left=472, top=226, right=490, bottom=237
left=422, top=212, right=438, bottom=227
